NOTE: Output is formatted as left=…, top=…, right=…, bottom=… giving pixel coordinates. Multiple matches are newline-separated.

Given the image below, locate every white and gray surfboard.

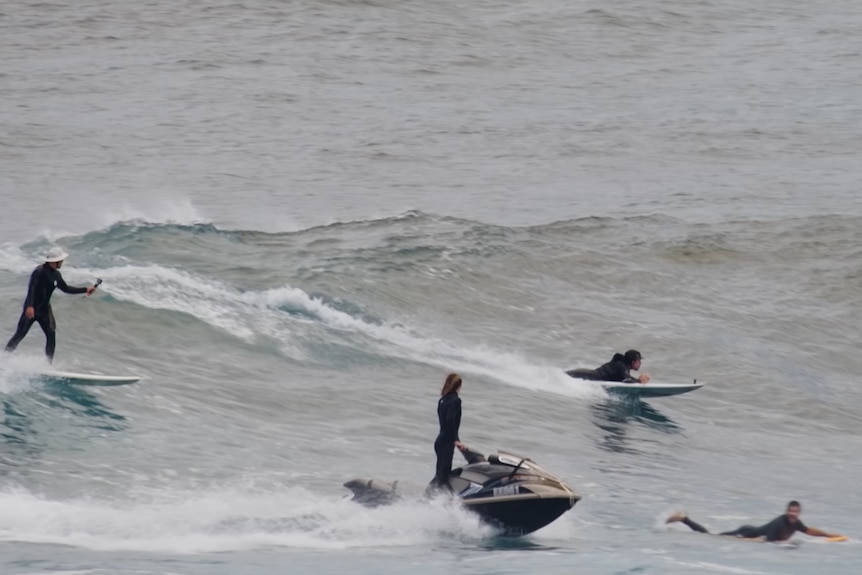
left=37, top=371, right=140, bottom=386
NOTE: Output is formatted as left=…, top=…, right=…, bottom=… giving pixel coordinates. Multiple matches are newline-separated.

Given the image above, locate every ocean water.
left=2, top=0, right=861, bottom=573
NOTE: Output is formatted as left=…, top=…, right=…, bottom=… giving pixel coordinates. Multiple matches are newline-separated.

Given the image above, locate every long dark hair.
left=440, top=373, right=462, bottom=397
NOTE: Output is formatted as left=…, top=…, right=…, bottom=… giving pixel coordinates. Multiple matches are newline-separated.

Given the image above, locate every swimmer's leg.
left=666, top=511, right=710, bottom=534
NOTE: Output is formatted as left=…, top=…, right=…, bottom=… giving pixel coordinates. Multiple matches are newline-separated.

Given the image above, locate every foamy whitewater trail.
left=0, top=486, right=497, bottom=553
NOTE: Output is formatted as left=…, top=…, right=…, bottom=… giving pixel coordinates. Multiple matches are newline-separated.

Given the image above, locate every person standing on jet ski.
left=432, top=373, right=468, bottom=491
left=578, top=350, right=651, bottom=383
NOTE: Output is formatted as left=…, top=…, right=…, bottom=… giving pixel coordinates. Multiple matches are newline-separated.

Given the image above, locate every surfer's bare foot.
left=666, top=511, right=686, bottom=524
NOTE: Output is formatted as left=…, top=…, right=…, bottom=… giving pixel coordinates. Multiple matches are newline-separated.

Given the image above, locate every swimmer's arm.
left=805, top=527, right=842, bottom=538
left=55, top=273, right=88, bottom=295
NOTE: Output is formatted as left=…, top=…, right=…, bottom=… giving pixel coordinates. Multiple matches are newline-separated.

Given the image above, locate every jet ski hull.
left=465, top=494, right=577, bottom=536
left=344, top=450, right=580, bottom=536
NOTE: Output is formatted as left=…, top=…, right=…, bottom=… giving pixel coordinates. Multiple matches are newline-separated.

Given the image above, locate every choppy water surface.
left=2, top=0, right=861, bottom=573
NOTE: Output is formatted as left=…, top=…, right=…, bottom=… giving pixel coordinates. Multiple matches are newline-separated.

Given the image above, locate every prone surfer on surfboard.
left=569, top=350, right=651, bottom=384
left=4, top=247, right=100, bottom=363
left=666, top=500, right=845, bottom=542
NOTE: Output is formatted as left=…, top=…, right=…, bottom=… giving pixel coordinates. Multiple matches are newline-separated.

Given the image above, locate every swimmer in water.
left=666, top=500, right=844, bottom=542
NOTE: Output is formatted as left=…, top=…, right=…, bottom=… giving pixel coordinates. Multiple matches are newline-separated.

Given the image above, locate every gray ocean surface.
left=2, top=0, right=861, bottom=573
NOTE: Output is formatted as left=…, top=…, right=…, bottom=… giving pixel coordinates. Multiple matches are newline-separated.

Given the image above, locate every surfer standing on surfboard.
left=4, top=247, right=98, bottom=363
left=665, top=500, right=844, bottom=542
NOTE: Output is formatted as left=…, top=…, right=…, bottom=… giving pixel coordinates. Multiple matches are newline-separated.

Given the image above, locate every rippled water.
left=2, top=0, right=861, bottom=573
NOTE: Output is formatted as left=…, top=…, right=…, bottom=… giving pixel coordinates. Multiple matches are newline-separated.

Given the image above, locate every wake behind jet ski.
left=344, top=447, right=580, bottom=536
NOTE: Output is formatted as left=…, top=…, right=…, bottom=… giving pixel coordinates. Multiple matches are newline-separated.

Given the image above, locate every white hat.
left=45, top=246, right=69, bottom=263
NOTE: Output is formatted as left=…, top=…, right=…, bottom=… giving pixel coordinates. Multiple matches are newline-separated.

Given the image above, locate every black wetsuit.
left=571, top=354, right=636, bottom=382
left=433, top=392, right=462, bottom=489
left=5, top=264, right=87, bottom=361
left=682, top=514, right=808, bottom=542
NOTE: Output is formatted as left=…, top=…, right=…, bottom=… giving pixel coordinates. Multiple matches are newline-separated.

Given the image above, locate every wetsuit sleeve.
left=441, top=396, right=461, bottom=442
left=450, top=397, right=461, bottom=442
left=23, top=268, right=40, bottom=308
left=609, top=363, right=631, bottom=382
left=594, top=361, right=628, bottom=382
left=55, top=272, right=88, bottom=295
left=795, top=520, right=808, bottom=533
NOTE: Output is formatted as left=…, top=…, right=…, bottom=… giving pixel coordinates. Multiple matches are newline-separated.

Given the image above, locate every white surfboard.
left=594, top=380, right=704, bottom=398
left=566, top=369, right=703, bottom=398
left=37, top=370, right=140, bottom=386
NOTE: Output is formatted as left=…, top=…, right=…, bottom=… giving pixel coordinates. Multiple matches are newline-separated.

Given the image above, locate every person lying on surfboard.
left=666, top=500, right=845, bottom=542
left=570, top=350, right=651, bottom=383
left=4, top=247, right=98, bottom=363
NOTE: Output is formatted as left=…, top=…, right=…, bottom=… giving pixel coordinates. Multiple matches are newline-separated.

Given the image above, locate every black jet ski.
left=344, top=448, right=580, bottom=536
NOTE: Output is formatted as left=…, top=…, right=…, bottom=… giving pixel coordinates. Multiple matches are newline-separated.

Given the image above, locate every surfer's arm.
left=609, top=364, right=631, bottom=382
left=55, top=273, right=88, bottom=295
left=622, top=370, right=650, bottom=384
left=23, top=268, right=40, bottom=308
left=805, top=527, right=841, bottom=538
